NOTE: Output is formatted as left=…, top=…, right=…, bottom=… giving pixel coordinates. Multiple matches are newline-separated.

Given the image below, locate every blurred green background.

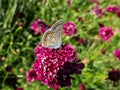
left=0, top=0, right=120, bottom=90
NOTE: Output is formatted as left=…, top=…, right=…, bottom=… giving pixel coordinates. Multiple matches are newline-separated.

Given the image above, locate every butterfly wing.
left=41, top=20, right=63, bottom=48
left=51, top=20, right=63, bottom=48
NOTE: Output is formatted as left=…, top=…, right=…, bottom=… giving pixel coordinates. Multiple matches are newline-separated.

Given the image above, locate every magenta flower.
left=99, top=26, right=114, bottom=41
left=79, top=84, right=86, bottom=90
left=72, top=36, right=86, bottom=45
left=106, top=6, right=120, bottom=13
left=100, top=49, right=106, bottom=55
left=89, top=0, right=99, bottom=4
left=14, top=12, right=24, bottom=18
left=67, top=0, right=71, bottom=6
left=27, top=44, right=84, bottom=90
left=99, top=23, right=104, bottom=28
left=16, top=87, right=24, bottom=90
left=78, top=38, right=85, bottom=44
left=92, top=5, right=103, bottom=17
left=108, top=70, right=120, bottom=82
left=26, top=69, right=38, bottom=82
left=114, top=49, right=120, bottom=61
left=117, top=11, right=120, bottom=17
left=63, top=22, right=78, bottom=36
left=6, top=66, right=12, bottom=73
left=30, top=19, right=49, bottom=35
left=77, top=17, right=83, bottom=22
left=106, top=6, right=120, bottom=18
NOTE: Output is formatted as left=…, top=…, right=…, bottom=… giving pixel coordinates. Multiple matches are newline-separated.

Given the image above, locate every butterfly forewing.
left=42, top=30, right=55, bottom=47
left=41, top=20, right=63, bottom=49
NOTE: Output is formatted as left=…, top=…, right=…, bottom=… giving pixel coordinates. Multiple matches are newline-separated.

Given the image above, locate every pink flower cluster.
left=63, top=22, right=78, bottom=36
left=30, top=19, right=49, bottom=35
left=106, top=6, right=120, bottom=17
left=92, top=5, right=103, bottom=17
left=99, top=26, right=114, bottom=41
left=26, top=44, right=84, bottom=90
left=114, top=49, right=120, bottom=61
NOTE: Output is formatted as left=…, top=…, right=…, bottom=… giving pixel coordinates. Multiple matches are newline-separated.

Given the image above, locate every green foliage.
left=0, top=0, right=120, bottom=90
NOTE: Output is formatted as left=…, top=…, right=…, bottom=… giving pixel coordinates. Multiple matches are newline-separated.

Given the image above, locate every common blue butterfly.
left=41, top=20, right=63, bottom=49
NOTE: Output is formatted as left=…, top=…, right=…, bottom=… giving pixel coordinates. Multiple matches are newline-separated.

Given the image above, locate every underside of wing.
left=51, top=20, right=63, bottom=45
left=42, top=30, right=56, bottom=48
left=41, top=20, right=63, bottom=49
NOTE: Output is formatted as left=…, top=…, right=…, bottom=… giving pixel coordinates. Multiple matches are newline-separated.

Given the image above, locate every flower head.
left=72, top=36, right=86, bottom=45
left=78, top=38, right=85, bottom=44
left=108, top=70, right=120, bottom=82
left=79, top=84, right=86, bottom=90
left=30, top=19, right=49, bottom=35
left=89, top=0, right=99, bottom=4
left=117, top=11, right=120, bottom=17
left=17, top=22, right=23, bottom=27
left=106, top=6, right=120, bottom=13
left=63, top=22, right=78, bottom=36
left=56, top=60, right=84, bottom=87
left=6, top=66, right=12, bottom=73
left=67, top=0, right=71, bottom=6
left=77, top=17, right=83, bottom=22
left=100, top=48, right=106, bottom=55
left=99, top=23, right=104, bottom=28
left=114, top=49, right=120, bottom=61
left=17, top=87, right=24, bottom=90
left=99, top=26, right=114, bottom=41
left=92, top=5, right=103, bottom=17
left=106, top=6, right=120, bottom=18
left=27, top=44, right=84, bottom=90
left=26, top=69, right=38, bottom=82
left=14, top=12, right=24, bottom=18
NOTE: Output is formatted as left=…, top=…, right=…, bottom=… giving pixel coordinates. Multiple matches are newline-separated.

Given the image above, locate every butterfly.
left=41, top=20, right=63, bottom=49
